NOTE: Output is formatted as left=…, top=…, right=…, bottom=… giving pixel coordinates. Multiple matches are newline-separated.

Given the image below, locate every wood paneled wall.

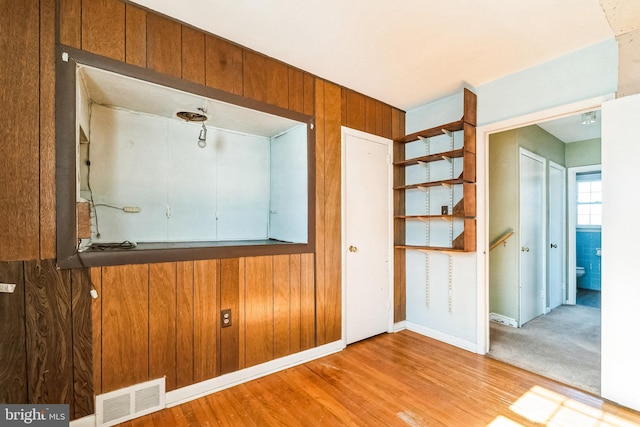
left=0, top=0, right=406, bottom=419
left=90, top=255, right=316, bottom=395
left=0, top=260, right=93, bottom=419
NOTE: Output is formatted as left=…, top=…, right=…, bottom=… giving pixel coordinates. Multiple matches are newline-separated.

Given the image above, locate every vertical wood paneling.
left=288, top=68, right=304, bottom=113
left=90, top=268, right=102, bottom=396
left=0, top=0, right=40, bottom=261
left=101, top=264, right=149, bottom=393
left=273, top=255, right=291, bottom=359
left=382, top=104, right=393, bottom=139
left=176, top=261, right=194, bottom=388
left=243, top=50, right=268, bottom=102
left=267, top=60, right=289, bottom=109
left=40, top=0, right=56, bottom=260
left=392, top=108, right=405, bottom=139
left=289, top=254, right=301, bottom=354
left=392, top=108, right=407, bottom=322
left=238, top=258, right=246, bottom=369
left=149, top=263, right=177, bottom=391
left=0, top=262, right=26, bottom=403
left=71, top=269, right=94, bottom=419
left=146, top=14, right=181, bottom=78
left=59, top=0, right=81, bottom=48
left=193, top=260, right=218, bottom=382
left=25, top=260, right=73, bottom=404
left=323, top=82, right=343, bottom=344
left=125, top=4, right=147, bottom=67
left=303, top=73, right=315, bottom=116
left=314, top=79, right=326, bottom=344
left=243, top=51, right=267, bottom=103
left=181, top=26, right=205, bottom=85
left=300, top=253, right=315, bottom=350
left=243, top=52, right=289, bottom=108
left=205, top=35, right=243, bottom=96
left=345, top=90, right=366, bottom=131
left=220, top=258, right=240, bottom=375
left=81, top=0, right=125, bottom=61
left=375, top=102, right=384, bottom=137
left=244, top=256, right=274, bottom=367
left=365, top=97, right=377, bottom=135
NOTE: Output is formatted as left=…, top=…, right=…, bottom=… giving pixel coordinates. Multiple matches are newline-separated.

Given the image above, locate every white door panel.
left=548, top=162, right=566, bottom=310
left=519, top=149, right=546, bottom=326
left=344, top=129, right=392, bottom=344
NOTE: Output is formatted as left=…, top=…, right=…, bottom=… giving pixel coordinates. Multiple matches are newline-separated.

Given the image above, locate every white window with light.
left=576, top=172, right=601, bottom=227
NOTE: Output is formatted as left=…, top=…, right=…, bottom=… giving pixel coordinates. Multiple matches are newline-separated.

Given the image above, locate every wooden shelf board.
left=394, top=245, right=472, bottom=253
left=394, top=215, right=473, bottom=220
left=395, top=120, right=465, bottom=144
left=394, top=148, right=467, bottom=166
left=394, top=178, right=472, bottom=191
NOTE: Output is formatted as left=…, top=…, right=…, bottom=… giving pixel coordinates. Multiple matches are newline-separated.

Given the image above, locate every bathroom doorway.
left=568, top=166, right=602, bottom=309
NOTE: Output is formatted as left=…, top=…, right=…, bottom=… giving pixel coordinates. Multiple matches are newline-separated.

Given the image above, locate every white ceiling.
left=537, top=111, right=601, bottom=143
left=129, top=0, right=614, bottom=111
left=78, top=65, right=302, bottom=137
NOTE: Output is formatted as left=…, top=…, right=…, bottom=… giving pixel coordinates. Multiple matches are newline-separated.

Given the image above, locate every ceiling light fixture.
left=197, top=122, right=207, bottom=148
left=176, top=107, right=208, bottom=148
left=581, top=111, right=596, bottom=125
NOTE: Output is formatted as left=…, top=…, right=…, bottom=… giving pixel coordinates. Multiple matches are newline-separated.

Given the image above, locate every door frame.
left=476, top=93, right=614, bottom=354
left=518, top=148, right=547, bottom=325
left=341, top=127, right=394, bottom=346
left=548, top=160, right=567, bottom=310
left=567, top=164, right=602, bottom=304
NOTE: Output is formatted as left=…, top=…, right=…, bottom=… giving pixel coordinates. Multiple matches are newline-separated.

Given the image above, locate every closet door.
left=519, top=149, right=546, bottom=326
left=548, top=161, right=566, bottom=310
left=343, top=128, right=393, bottom=344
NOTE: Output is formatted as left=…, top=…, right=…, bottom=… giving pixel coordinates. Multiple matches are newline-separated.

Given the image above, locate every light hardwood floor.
left=118, top=330, right=640, bottom=426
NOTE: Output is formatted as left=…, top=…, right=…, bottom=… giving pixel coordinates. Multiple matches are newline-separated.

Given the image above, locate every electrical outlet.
left=221, top=308, right=232, bottom=328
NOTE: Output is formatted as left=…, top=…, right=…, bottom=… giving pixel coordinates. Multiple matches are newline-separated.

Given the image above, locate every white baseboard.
left=70, top=340, right=345, bottom=427
left=393, top=321, right=407, bottom=332
left=406, top=322, right=477, bottom=353
left=166, top=340, right=344, bottom=407
left=489, top=312, right=518, bottom=328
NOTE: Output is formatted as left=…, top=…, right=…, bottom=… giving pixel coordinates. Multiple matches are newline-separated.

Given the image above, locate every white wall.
left=89, top=105, right=270, bottom=243
left=405, top=39, right=618, bottom=352
left=269, top=124, right=308, bottom=243
left=601, top=93, right=640, bottom=411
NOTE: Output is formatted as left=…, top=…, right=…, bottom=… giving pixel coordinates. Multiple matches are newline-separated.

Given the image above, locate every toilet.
left=576, top=266, right=585, bottom=287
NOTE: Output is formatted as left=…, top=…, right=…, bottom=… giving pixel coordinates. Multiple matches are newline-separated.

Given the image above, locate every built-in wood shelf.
left=393, top=88, right=477, bottom=253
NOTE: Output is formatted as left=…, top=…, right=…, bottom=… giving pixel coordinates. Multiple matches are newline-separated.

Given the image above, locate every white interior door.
left=343, top=128, right=392, bottom=345
left=601, top=93, right=640, bottom=410
left=548, top=161, right=566, bottom=310
left=519, top=149, right=546, bottom=326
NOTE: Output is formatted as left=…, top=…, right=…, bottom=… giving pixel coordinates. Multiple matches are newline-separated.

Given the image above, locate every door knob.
left=550, top=243, right=557, bottom=248
left=521, top=246, right=530, bottom=252
left=348, top=245, right=358, bottom=253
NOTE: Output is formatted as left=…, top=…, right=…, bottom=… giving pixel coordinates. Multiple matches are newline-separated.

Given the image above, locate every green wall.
left=565, top=138, right=601, bottom=167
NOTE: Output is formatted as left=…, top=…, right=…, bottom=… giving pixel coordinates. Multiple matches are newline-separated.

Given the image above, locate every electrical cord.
left=88, top=240, right=138, bottom=251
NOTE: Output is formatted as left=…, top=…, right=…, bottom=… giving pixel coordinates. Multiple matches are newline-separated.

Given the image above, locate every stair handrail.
left=490, top=229, right=514, bottom=251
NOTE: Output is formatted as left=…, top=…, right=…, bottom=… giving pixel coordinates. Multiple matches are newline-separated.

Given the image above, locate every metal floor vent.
left=96, top=377, right=166, bottom=427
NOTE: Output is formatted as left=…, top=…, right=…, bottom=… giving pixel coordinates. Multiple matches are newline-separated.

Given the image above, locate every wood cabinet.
left=394, top=89, right=477, bottom=252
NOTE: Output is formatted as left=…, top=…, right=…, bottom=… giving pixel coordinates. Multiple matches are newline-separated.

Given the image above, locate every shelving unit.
left=394, top=88, right=477, bottom=253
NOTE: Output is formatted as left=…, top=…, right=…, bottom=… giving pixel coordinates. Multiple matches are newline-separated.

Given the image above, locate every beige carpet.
left=488, top=304, right=601, bottom=395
